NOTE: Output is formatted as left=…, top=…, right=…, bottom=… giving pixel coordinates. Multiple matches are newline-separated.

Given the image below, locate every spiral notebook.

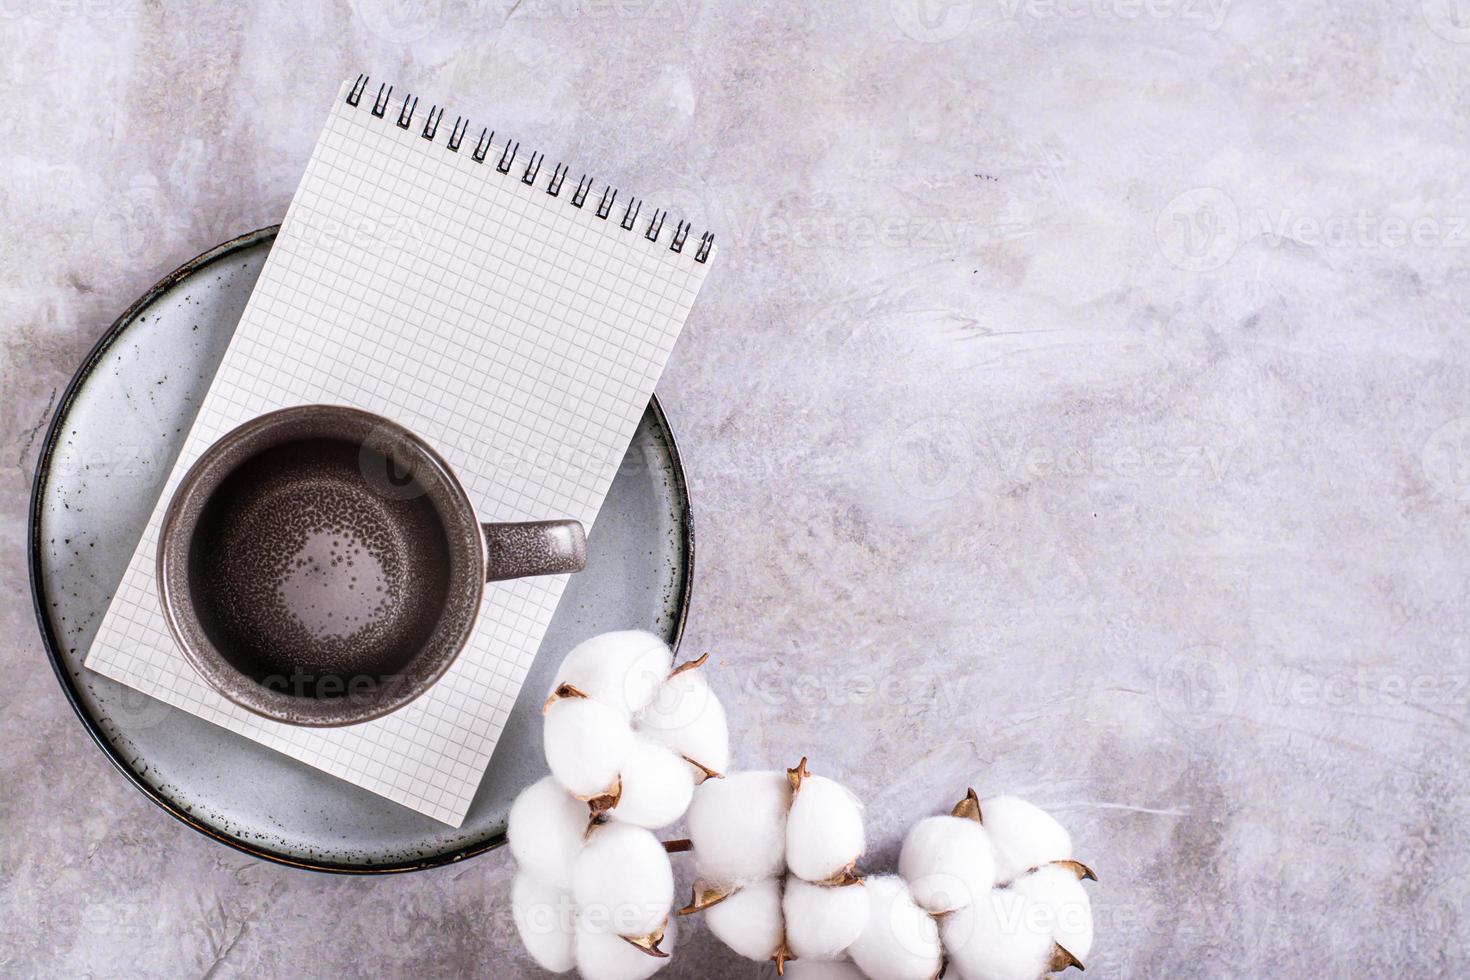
left=83, top=76, right=714, bottom=825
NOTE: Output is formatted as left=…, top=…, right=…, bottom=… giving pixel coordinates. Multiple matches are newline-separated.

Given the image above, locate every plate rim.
left=27, top=226, right=695, bottom=874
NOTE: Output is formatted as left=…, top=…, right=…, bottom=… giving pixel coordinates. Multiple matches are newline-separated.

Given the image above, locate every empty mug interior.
left=160, top=407, right=484, bottom=726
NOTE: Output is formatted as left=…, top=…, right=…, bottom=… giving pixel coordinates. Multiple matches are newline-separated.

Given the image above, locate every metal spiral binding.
left=345, top=75, right=713, bottom=264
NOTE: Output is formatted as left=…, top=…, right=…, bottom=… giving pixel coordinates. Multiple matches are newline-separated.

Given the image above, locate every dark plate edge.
left=27, top=227, right=695, bottom=875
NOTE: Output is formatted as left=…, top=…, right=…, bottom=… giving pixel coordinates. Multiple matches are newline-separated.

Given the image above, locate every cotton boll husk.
left=898, top=815, right=997, bottom=913
left=508, top=776, right=590, bottom=891
left=552, top=630, right=674, bottom=716
left=845, top=875, right=943, bottom=980
left=636, top=667, right=730, bottom=778
left=544, top=696, right=634, bottom=798
left=704, top=877, right=785, bottom=962
left=511, top=873, right=577, bottom=974
left=941, top=888, right=1055, bottom=980
left=687, top=771, right=792, bottom=884
left=783, top=962, right=867, bottom=980
left=609, top=737, right=696, bottom=829
left=1010, top=865, right=1094, bottom=963
left=572, top=823, right=674, bottom=938
left=981, top=796, right=1072, bottom=883
left=782, top=877, right=868, bottom=960
left=786, top=774, right=865, bottom=883
left=574, top=915, right=676, bottom=980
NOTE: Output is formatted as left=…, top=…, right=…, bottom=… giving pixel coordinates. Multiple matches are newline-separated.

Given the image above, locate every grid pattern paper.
left=84, top=80, right=713, bottom=826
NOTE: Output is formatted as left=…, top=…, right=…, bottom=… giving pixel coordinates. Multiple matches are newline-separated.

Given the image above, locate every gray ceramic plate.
left=28, top=227, right=693, bottom=872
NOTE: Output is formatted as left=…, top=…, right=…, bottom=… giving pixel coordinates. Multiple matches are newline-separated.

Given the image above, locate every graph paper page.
left=84, top=80, right=712, bottom=825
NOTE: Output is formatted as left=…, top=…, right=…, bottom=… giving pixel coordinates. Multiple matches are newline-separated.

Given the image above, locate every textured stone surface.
left=4, top=1, right=1470, bottom=977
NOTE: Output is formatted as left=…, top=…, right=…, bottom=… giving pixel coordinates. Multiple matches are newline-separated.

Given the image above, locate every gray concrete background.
left=3, top=0, right=1469, bottom=976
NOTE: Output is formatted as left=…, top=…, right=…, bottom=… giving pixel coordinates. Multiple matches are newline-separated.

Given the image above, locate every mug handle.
left=482, top=519, right=588, bottom=582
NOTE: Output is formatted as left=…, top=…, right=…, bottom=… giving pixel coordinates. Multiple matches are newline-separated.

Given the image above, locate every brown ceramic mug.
left=157, top=404, right=587, bottom=727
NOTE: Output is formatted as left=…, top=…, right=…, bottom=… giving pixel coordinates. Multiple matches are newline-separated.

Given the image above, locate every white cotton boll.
left=572, top=823, right=674, bottom=939
left=552, top=630, right=674, bottom=716
left=981, top=796, right=1072, bottom=883
left=783, top=962, right=867, bottom=980
left=845, top=875, right=943, bottom=980
left=574, top=915, right=676, bottom=980
left=508, top=776, right=590, bottom=891
left=705, top=877, right=785, bottom=962
left=782, top=877, right=868, bottom=961
left=609, top=737, right=696, bottom=830
left=898, top=815, right=997, bottom=913
left=786, top=775, right=865, bottom=883
left=1010, top=865, right=1094, bottom=963
left=544, top=696, right=634, bottom=799
left=636, top=667, right=730, bottom=778
left=941, top=888, right=1054, bottom=980
left=687, top=771, right=792, bottom=884
left=511, top=873, right=577, bottom=974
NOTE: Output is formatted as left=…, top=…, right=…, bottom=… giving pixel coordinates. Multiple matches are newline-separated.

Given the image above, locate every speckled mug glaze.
left=157, top=404, right=587, bottom=727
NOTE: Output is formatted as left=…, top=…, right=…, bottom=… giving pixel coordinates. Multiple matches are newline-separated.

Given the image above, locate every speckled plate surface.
left=28, top=227, right=693, bottom=872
